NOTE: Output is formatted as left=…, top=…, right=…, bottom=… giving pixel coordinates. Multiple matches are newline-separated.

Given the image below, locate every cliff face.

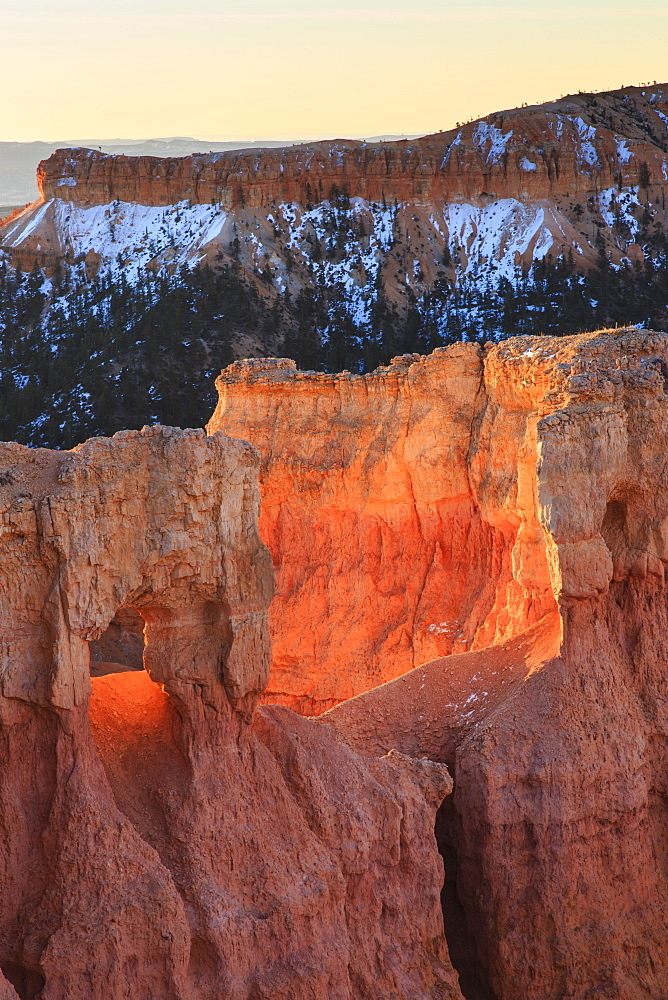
left=208, top=347, right=559, bottom=712
left=0, top=426, right=459, bottom=1000
left=5, top=331, right=668, bottom=998
left=213, top=328, right=668, bottom=998
left=2, top=86, right=667, bottom=464
left=2, top=84, right=668, bottom=304
left=214, top=331, right=664, bottom=713
left=33, top=87, right=668, bottom=209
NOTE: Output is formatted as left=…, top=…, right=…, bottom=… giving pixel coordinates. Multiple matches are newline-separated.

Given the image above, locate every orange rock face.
left=35, top=87, right=668, bottom=210
left=5, top=328, right=668, bottom=998
left=213, top=329, right=668, bottom=998
left=208, top=345, right=560, bottom=713
left=0, top=426, right=459, bottom=999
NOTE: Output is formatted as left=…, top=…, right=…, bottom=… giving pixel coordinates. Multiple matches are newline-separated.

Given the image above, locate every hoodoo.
left=3, top=329, right=668, bottom=998
left=211, top=328, right=668, bottom=998
left=208, top=346, right=558, bottom=713
left=0, top=426, right=459, bottom=1000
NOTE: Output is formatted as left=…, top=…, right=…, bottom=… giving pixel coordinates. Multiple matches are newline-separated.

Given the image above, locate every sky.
left=1, top=0, right=667, bottom=142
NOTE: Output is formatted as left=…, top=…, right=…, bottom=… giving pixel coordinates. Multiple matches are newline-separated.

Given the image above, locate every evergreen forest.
left=1, top=234, right=668, bottom=449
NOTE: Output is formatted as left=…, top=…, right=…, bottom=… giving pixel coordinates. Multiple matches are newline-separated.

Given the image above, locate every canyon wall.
left=2, top=84, right=668, bottom=303
left=0, top=426, right=460, bottom=1000
left=4, top=329, right=668, bottom=998
left=212, top=328, right=668, bottom=998
left=214, top=328, right=646, bottom=712
left=34, top=87, right=668, bottom=210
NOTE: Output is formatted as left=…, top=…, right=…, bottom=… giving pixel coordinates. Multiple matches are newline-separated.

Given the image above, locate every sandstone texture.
left=5, top=328, right=668, bottom=999
left=213, top=328, right=668, bottom=998
left=0, top=973, right=18, bottom=1000
left=0, top=426, right=459, bottom=1000
left=208, top=344, right=560, bottom=713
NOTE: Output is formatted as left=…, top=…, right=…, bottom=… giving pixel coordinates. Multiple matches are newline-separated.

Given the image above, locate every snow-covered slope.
left=2, top=82, right=668, bottom=337
left=1, top=200, right=228, bottom=282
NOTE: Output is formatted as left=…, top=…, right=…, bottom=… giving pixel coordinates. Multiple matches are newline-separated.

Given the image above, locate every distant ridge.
left=0, top=135, right=423, bottom=205
left=8, top=80, right=667, bottom=284
left=1, top=82, right=668, bottom=450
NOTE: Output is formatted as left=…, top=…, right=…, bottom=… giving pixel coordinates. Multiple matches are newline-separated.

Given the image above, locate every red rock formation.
left=3, top=84, right=668, bottom=287
left=0, top=426, right=460, bottom=999
left=34, top=87, right=668, bottom=210
left=208, top=346, right=560, bottom=713
left=4, top=329, right=668, bottom=998
left=232, top=328, right=668, bottom=999
left=0, top=973, right=18, bottom=1000
left=211, top=331, right=668, bottom=721
left=321, top=612, right=563, bottom=763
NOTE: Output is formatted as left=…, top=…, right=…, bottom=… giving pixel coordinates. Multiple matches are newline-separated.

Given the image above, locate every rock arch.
left=0, top=425, right=456, bottom=1000
left=88, top=608, right=145, bottom=677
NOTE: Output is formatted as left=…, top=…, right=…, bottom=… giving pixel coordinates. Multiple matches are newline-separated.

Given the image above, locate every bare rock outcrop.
left=3, top=85, right=668, bottom=296
left=0, top=426, right=460, bottom=999
left=208, top=345, right=560, bottom=713
left=215, top=329, right=668, bottom=998
left=0, top=973, right=18, bottom=1000
left=6, top=329, right=668, bottom=998
left=34, top=87, right=668, bottom=210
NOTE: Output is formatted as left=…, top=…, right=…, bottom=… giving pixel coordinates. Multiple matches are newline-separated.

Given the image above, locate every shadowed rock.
left=0, top=425, right=459, bottom=1000
left=215, top=329, right=668, bottom=999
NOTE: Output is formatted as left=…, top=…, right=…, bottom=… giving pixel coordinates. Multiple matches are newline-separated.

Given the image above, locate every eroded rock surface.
left=294, top=329, right=668, bottom=999
left=3, top=86, right=668, bottom=307
left=88, top=607, right=145, bottom=676
left=208, top=343, right=561, bottom=713
left=0, top=973, right=18, bottom=1000
left=210, top=330, right=668, bottom=715
left=0, top=426, right=459, bottom=1000
left=33, top=87, right=668, bottom=215
left=6, top=329, right=668, bottom=1000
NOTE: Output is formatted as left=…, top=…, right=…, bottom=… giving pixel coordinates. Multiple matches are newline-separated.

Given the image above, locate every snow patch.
left=443, top=198, right=554, bottom=282
left=615, top=138, right=633, bottom=164
left=472, top=121, right=512, bottom=166
left=574, top=117, right=599, bottom=169
left=597, top=186, right=641, bottom=238
left=3, top=200, right=51, bottom=242
left=440, top=130, right=462, bottom=168
left=427, top=620, right=461, bottom=636
left=550, top=115, right=565, bottom=141
left=46, top=200, right=227, bottom=283
left=280, top=196, right=398, bottom=329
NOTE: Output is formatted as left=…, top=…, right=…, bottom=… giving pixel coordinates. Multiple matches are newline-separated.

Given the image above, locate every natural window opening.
left=601, top=498, right=628, bottom=561
left=88, top=607, right=146, bottom=677
left=0, top=961, right=46, bottom=1000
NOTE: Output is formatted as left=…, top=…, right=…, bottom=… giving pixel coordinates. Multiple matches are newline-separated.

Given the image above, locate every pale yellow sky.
left=2, top=1, right=667, bottom=142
